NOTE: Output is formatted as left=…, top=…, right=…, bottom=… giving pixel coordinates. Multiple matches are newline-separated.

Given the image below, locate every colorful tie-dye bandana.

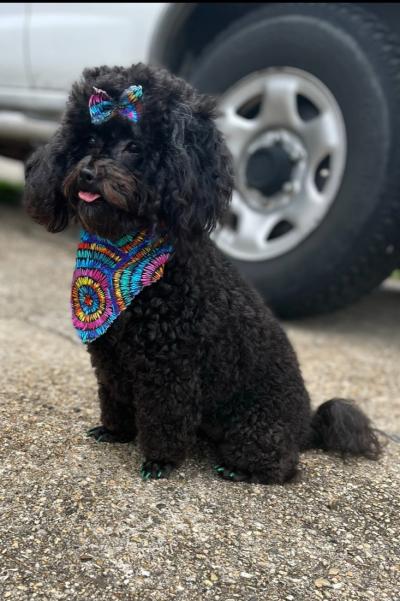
left=71, top=229, right=173, bottom=343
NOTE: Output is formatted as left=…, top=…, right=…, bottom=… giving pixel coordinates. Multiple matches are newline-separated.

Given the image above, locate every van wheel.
left=190, top=3, right=400, bottom=317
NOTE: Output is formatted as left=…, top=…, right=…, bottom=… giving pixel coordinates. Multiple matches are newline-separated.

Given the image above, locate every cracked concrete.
left=0, top=206, right=399, bottom=601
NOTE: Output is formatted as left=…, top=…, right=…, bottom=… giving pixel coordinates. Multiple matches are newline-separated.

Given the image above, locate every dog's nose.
left=80, top=167, right=96, bottom=184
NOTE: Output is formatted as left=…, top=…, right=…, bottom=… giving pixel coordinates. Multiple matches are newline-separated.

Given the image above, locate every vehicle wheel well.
left=149, top=3, right=262, bottom=77
left=149, top=3, right=400, bottom=79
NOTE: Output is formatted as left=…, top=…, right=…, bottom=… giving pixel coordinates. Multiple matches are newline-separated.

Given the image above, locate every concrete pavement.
left=0, top=206, right=399, bottom=601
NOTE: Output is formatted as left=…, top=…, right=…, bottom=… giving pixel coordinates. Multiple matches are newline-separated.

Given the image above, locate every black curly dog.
left=24, top=64, right=381, bottom=483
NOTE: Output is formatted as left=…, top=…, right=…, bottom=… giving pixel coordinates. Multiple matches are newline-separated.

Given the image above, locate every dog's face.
left=24, top=64, right=234, bottom=247
left=62, top=119, right=148, bottom=240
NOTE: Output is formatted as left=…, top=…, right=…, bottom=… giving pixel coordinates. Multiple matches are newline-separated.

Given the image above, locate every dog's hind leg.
left=214, top=409, right=300, bottom=485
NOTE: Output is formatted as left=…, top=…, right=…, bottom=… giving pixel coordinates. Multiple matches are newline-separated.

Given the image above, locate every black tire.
left=189, top=3, right=400, bottom=318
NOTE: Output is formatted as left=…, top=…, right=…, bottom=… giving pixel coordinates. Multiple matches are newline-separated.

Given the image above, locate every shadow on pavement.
left=290, top=283, right=400, bottom=349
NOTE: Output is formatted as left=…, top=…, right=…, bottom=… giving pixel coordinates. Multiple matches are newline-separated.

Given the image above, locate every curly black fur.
left=24, top=63, right=381, bottom=483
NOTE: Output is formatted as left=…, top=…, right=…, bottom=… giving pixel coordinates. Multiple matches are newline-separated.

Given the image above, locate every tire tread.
left=190, top=3, right=400, bottom=317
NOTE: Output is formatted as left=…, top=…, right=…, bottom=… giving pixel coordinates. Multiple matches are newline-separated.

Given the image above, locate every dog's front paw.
left=140, top=461, right=174, bottom=480
left=86, top=425, right=133, bottom=443
left=213, top=465, right=250, bottom=482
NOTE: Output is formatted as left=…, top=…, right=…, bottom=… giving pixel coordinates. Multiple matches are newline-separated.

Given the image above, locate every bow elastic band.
left=89, top=85, right=143, bottom=125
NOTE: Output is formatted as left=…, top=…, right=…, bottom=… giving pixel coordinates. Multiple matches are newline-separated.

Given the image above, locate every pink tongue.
left=78, top=191, right=101, bottom=203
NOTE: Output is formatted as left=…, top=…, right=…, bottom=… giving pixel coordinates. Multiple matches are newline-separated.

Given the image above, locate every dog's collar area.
left=71, top=228, right=173, bottom=343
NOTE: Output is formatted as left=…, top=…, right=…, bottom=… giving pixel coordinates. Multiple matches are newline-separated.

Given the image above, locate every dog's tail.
left=309, top=398, right=381, bottom=459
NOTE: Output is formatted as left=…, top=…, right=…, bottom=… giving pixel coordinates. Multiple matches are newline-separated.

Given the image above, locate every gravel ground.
left=0, top=206, right=399, bottom=601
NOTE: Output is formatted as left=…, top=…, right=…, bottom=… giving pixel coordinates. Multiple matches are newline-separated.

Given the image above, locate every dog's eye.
left=124, top=141, right=138, bottom=154
left=88, top=136, right=97, bottom=148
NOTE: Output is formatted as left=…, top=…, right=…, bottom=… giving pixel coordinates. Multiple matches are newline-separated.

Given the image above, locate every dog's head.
left=24, top=64, right=234, bottom=248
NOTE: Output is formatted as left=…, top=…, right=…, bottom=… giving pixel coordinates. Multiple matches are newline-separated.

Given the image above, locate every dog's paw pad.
left=86, top=425, right=130, bottom=443
left=141, top=461, right=174, bottom=481
left=213, top=465, right=250, bottom=482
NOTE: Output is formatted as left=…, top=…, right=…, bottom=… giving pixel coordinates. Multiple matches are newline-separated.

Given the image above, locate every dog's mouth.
left=78, top=190, right=102, bottom=203
left=63, top=158, right=147, bottom=239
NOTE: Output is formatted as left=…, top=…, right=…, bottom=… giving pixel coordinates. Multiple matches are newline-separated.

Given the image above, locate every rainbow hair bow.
left=89, top=85, right=143, bottom=125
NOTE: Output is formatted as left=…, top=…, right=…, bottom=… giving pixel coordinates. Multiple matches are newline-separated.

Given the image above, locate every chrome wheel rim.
left=213, top=67, right=347, bottom=262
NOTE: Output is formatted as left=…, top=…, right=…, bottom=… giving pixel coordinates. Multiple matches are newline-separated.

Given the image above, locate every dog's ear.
left=158, top=97, right=234, bottom=247
left=23, top=130, right=69, bottom=233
